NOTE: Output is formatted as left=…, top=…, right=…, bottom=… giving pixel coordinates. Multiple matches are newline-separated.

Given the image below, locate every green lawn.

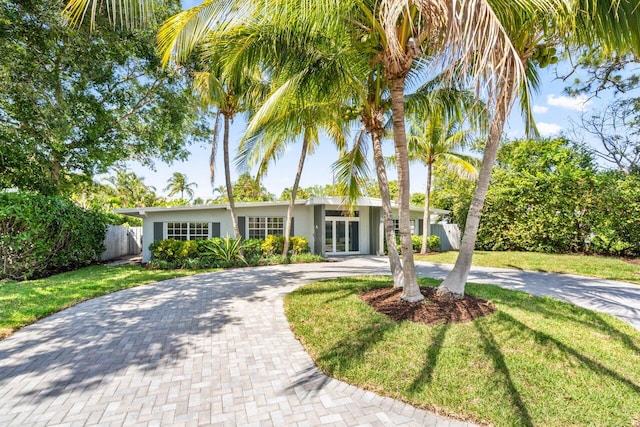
left=0, top=265, right=216, bottom=339
left=286, top=276, right=640, bottom=426
left=415, top=251, right=640, bottom=284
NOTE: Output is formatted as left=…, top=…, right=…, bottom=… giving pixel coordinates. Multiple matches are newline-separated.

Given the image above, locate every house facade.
left=116, top=197, right=449, bottom=262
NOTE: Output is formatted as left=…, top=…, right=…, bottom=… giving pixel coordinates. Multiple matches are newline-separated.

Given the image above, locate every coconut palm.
left=192, top=60, right=269, bottom=239
left=406, top=108, right=479, bottom=253
left=238, top=96, right=348, bottom=257
left=164, top=172, right=197, bottom=200
left=66, top=0, right=640, bottom=299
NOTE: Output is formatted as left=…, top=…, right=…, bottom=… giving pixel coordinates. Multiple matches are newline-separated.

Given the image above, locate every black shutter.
left=211, top=222, right=221, bottom=238
left=418, top=219, right=424, bottom=236
left=153, top=222, right=163, bottom=241
left=238, top=216, right=246, bottom=239
left=290, top=217, right=294, bottom=236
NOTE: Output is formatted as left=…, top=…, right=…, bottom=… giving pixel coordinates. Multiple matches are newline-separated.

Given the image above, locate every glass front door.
left=325, top=217, right=359, bottom=254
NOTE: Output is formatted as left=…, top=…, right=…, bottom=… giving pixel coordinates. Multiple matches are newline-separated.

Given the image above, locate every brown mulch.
left=360, top=286, right=496, bottom=325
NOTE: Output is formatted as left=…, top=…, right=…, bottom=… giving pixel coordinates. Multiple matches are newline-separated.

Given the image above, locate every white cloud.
left=546, top=94, right=590, bottom=111
left=533, top=105, right=548, bottom=114
left=537, top=122, right=563, bottom=136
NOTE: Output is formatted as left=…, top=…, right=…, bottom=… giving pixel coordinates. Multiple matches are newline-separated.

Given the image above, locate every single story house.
left=117, top=197, right=450, bottom=262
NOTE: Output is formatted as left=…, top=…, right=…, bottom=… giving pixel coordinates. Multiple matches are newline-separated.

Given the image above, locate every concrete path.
left=0, top=257, right=638, bottom=427
left=413, top=260, right=640, bottom=331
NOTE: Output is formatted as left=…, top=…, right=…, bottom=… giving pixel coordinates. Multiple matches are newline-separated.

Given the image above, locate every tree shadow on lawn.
left=497, top=310, right=640, bottom=394
left=473, top=318, right=534, bottom=427
left=479, top=284, right=640, bottom=356
left=406, top=323, right=450, bottom=393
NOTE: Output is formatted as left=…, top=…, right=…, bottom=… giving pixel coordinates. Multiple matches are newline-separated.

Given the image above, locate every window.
left=248, top=217, right=284, bottom=239
left=325, top=210, right=359, bottom=217
left=166, top=222, right=209, bottom=240
left=393, top=219, right=416, bottom=235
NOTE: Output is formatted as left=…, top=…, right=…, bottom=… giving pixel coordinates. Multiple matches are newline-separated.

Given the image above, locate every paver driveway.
left=1, top=256, right=638, bottom=426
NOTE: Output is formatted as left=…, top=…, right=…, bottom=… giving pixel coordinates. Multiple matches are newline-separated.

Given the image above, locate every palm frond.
left=64, top=0, right=156, bottom=29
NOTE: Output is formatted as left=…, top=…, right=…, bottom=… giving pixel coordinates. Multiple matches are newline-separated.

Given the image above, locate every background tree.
left=164, top=172, right=198, bottom=200
left=0, top=0, right=209, bottom=194
left=214, top=173, right=275, bottom=203
left=574, top=99, right=640, bottom=174
left=476, top=138, right=597, bottom=253
left=103, top=168, right=160, bottom=208
left=429, top=163, right=477, bottom=229
left=406, top=108, right=478, bottom=253
left=279, top=187, right=311, bottom=201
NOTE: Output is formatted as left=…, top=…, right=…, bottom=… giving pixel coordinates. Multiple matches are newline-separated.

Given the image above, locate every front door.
left=325, top=217, right=359, bottom=254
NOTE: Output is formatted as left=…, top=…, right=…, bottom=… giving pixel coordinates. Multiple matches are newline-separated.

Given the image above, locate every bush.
left=149, top=239, right=197, bottom=262
left=289, top=236, right=310, bottom=255
left=0, top=192, right=108, bottom=280
left=242, top=238, right=264, bottom=263
left=411, top=235, right=422, bottom=252
left=262, top=235, right=285, bottom=256
left=149, top=235, right=316, bottom=270
left=199, top=237, right=247, bottom=267
left=410, top=235, right=441, bottom=253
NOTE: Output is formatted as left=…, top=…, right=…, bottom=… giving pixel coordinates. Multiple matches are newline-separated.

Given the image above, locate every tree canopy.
left=0, top=0, right=209, bottom=194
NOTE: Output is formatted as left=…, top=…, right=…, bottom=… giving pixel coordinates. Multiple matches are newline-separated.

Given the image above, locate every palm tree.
left=164, top=172, right=197, bottom=200
left=191, top=61, right=269, bottom=239
left=67, top=0, right=640, bottom=298
left=238, top=95, right=348, bottom=257
left=106, top=168, right=158, bottom=207
left=406, top=109, right=478, bottom=253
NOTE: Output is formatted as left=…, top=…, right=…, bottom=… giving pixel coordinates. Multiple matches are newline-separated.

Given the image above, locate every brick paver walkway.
left=0, top=258, right=475, bottom=427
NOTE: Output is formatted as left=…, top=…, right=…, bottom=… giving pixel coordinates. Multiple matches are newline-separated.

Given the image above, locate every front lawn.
left=415, top=251, right=640, bottom=284
left=0, top=265, right=216, bottom=339
left=285, top=276, right=640, bottom=426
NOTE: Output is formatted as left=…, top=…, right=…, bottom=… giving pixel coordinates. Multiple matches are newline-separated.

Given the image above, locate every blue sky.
left=125, top=3, right=603, bottom=201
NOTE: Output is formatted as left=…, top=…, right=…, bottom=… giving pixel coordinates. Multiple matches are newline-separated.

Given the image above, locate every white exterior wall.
left=359, top=206, right=370, bottom=255
left=140, top=205, right=315, bottom=262
left=141, top=208, right=228, bottom=262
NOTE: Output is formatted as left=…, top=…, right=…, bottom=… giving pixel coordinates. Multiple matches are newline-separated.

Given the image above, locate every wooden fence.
left=100, top=225, right=142, bottom=261
left=430, top=223, right=461, bottom=251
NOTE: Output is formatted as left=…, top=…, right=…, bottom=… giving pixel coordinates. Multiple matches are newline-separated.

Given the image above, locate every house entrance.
left=325, top=213, right=359, bottom=255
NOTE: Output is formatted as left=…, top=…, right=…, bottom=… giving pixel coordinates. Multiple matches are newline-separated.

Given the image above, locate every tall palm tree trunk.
left=389, top=77, right=422, bottom=302
left=209, top=110, right=220, bottom=187
left=371, top=129, right=404, bottom=288
left=437, top=85, right=513, bottom=298
left=223, top=114, right=241, bottom=239
left=420, top=162, right=433, bottom=254
left=282, top=132, right=310, bottom=257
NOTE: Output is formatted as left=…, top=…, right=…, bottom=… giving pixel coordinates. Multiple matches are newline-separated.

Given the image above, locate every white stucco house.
left=117, top=197, right=450, bottom=262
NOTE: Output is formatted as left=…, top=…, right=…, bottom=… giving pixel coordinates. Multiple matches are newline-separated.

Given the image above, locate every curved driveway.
left=0, top=256, right=638, bottom=426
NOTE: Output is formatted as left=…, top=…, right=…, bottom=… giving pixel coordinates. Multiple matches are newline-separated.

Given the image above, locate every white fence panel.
left=101, top=226, right=142, bottom=261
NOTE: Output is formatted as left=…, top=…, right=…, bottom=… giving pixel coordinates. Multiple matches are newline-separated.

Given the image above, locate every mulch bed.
left=360, top=286, right=496, bottom=325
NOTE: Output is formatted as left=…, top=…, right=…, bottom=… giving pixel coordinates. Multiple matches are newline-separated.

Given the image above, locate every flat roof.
left=116, top=197, right=450, bottom=218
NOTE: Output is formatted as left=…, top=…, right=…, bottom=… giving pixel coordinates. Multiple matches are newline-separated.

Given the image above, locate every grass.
left=415, top=251, right=640, bottom=284
left=0, top=264, right=216, bottom=339
left=285, top=276, right=640, bottom=426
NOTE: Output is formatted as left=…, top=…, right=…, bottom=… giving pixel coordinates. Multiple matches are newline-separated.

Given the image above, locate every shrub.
left=0, top=192, right=108, bottom=280
left=242, top=238, right=264, bottom=263
left=262, top=235, right=285, bottom=256
left=411, top=235, right=422, bottom=252
left=149, top=239, right=197, bottom=262
left=411, top=235, right=441, bottom=253
left=200, top=237, right=247, bottom=267
left=289, top=236, right=310, bottom=255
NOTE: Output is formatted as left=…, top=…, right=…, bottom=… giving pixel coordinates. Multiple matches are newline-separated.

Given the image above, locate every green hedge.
left=0, top=192, right=108, bottom=280
left=148, top=235, right=314, bottom=269
left=411, top=234, right=441, bottom=252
